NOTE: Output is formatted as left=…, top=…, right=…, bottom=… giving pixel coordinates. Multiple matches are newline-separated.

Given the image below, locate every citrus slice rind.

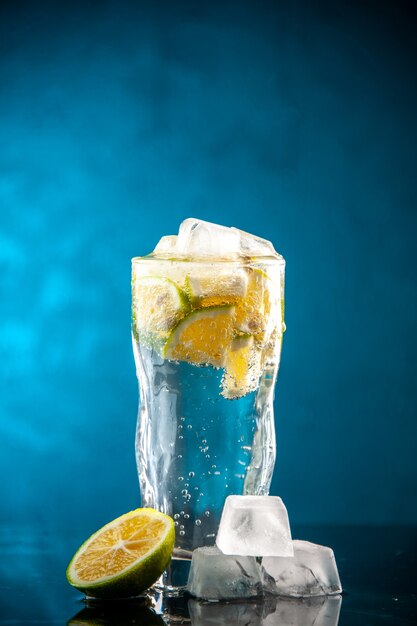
left=66, top=508, right=175, bottom=599
left=163, top=305, right=235, bottom=368
left=132, top=276, right=190, bottom=348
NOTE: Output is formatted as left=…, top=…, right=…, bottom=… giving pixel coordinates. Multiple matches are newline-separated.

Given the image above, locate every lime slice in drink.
left=186, top=269, right=248, bottom=307
left=222, top=334, right=263, bottom=399
left=163, top=305, right=235, bottom=368
left=66, top=508, right=175, bottom=599
left=132, top=276, right=190, bottom=347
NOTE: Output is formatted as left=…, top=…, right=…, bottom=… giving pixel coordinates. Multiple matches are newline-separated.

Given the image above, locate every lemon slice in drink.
left=163, top=305, right=235, bottom=368
left=66, top=508, right=175, bottom=599
left=132, top=276, right=190, bottom=348
left=222, top=335, right=262, bottom=399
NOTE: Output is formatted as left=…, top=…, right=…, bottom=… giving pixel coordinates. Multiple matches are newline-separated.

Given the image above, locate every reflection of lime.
left=222, top=335, right=262, bottom=399
left=163, top=305, right=235, bottom=368
left=67, top=602, right=165, bottom=626
left=66, top=509, right=174, bottom=599
left=132, top=276, right=190, bottom=347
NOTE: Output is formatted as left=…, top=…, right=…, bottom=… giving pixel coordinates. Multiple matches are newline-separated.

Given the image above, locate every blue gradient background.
left=1, top=0, right=416, bottom=530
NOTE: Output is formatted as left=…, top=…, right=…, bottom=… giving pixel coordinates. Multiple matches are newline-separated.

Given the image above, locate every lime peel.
left=66, top=508, right=175, bottom=599
left=132, top=276, right=190, bottom=347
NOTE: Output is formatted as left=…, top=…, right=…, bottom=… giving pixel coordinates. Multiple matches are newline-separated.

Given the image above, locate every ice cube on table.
left=216, top=495, right=293, bottom=557
left=187, top=545, right=262, bottom=601
left=262, top=595, right=342, bottom=626
left=231, top=226, right=280, bottom=258
left=177, top=218, right=240, bottom=257
left=188, top=597, right=264, bottom=626
left=262, top=540, right=342, bottom=598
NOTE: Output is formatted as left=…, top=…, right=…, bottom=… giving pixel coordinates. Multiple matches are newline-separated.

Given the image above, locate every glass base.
left=154, top=557, right=191, bottom=595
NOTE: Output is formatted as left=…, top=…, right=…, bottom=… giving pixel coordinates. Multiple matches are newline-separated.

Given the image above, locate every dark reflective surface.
left=69, top=601, right=165, bottom=626
left=0, top=525, right=415, bottom=625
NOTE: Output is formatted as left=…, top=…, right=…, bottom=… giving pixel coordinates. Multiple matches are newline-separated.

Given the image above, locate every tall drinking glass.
left=131, top=253, right=285, bottom=590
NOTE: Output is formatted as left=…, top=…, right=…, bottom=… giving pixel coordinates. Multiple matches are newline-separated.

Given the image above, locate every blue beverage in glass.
left=132, top=221, right=285, bottom=589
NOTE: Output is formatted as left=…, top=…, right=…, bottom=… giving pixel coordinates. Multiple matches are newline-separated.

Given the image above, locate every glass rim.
left=131, top=254, right=285, bottom=267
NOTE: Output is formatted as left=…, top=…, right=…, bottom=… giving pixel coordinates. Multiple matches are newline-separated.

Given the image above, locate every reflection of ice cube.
left=262, top=540, right=342, bottom=597
left=216, top=496, right=293, bottom=557
left=153, top=235, right=177, bottom=255
left=177, top=218, right=240, bottom=257
left=231, top=227, right=278, bottom=258
left=262, top=595, right=342, bottom=626
left=187, top=545, right=262, bottom=600
left=188, top=597, right=264, bottom=626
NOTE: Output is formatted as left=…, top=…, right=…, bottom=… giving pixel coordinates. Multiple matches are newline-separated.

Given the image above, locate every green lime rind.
left=132, top=276, right=190, bottom=348
left=183, top=274, right=194, bottom=302
left=232, top=332, right=253, bottom=341
left=66, top=508, right=175, bottom=599
left=162, top=304, right=235, bottom=361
